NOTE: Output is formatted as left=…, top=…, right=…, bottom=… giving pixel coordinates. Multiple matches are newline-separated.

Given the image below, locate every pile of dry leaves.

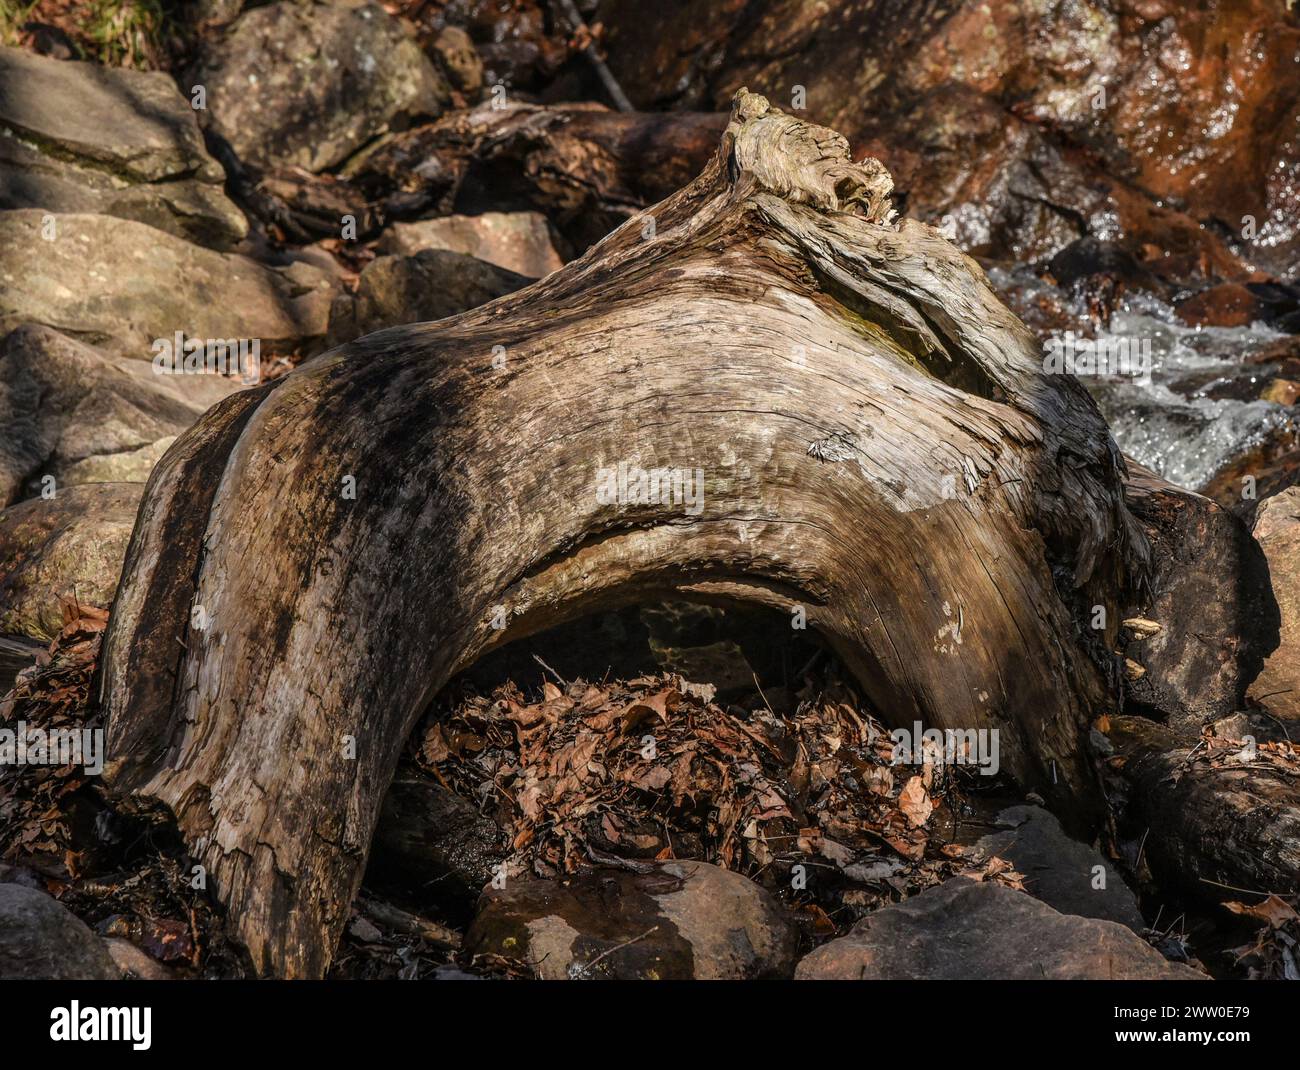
left=1226, top=894, right=1300, bottom=981
left=0, top=598, right=244, bottom=977
left=0, top=599, right=107, bottom=870
left=411, top=667, right=1021, bottom=927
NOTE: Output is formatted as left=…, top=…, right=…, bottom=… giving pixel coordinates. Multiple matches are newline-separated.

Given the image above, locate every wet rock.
left=377, top=212, right=562, bottom=278
left=1246, top=281, right=1300, bottom=335
left=104, top=937, right=175, bottom=980
left=0, top=324, right=246, bottom=507
left=1121, top=464, right=1280, bottom=735
left=1203, top=450, right=1300, bottom=517
left=0, top=483, right=140, bottom=641
left=464, top=860, right=799, bottom=979
left=0, top=211, right=334, bottom=362
left=1046, top=238, right=1167, bottom=298
left=366, top=777, right=505, bottom=922
left=326, top=249, right=530, bottom=346
left=0, top=883, right=117, bottom=980
left=969, top=805, right=1144, bottom=931
left=0, top=47, right=247, bottom=250
left=1261, top=379, right=1300, bottom=407
left=597, top=0, right=1299, bottom=281
left=794, top=880, right=1203, bottom=980
left=1176, top=283, right=1268, bottom=330
left=193, top=1, right=450, bottom=173
left=1249, top=487, right=1300, bottom=723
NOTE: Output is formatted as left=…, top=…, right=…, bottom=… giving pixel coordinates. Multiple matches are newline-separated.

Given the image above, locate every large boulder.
left=326, top=249, right=530, bottom=346
left=193, top=0, right=450, bottom=173
left=794, top=880, right=1203, bottom=980
left=0, top=324, right=247, bottom=507
left=0, top=483, right=140, bottom=641
left=464, top=861, right=799, bottom=980
left=377, top=212, right=563, bottom=278
left=0, top=211, right=335, bottom=362
left=969, top=805, right=1145, bottom=931
left=0, top=883, right=117, bottom=980
left=1249, top=487, right=1300, bottom=723
left=0, top=46, right=247, bottom=250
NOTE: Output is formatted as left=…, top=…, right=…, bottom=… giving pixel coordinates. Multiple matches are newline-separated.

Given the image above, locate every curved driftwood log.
left=100, top=90, right=1147, bottom=977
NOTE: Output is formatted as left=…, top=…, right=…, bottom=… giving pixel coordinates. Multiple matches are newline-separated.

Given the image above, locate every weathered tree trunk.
left=99, top=90, right=1148, bottom=977
left=1107, top=715, right=1300, bottom=901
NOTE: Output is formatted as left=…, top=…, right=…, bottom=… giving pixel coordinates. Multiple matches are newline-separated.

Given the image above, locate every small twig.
left=1197, top=876, right=1280, bottom=898
left=1134, top=825, right=1150, bottom=870
left=532, top=654, right=567, bottom=687
left=552, top=0, right=635, bottom=112
left=1253, top=706, right=1295, bottom=743
left=575, top=925, right=659, bottom=976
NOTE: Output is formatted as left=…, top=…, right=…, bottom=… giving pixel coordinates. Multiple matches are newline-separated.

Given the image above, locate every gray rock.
left=0, top=883, right=117, bottom=980
left=326, top=249, right=530, bottom=347
left=0, top=46, right=246, bottom=250
left=0, top=483, right=140, bottom=641
left=0, top=324, right=247, bottom=507
left=0, top=862, right=43, bottom=889
left=970, top=804, right=1145, bottom=931
left=794, top=880, right=1204, bottom=980
left=377, top=212, right=562, bottom=278
left=193, top=1, right=450, bottom=173
left=0, top=211, right=335, bottom=362
left=465, top=860, right=799, bottom=980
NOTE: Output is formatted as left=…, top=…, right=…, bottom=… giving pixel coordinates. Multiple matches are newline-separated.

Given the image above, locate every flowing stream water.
left=990, top=266, right=1300, bottom=494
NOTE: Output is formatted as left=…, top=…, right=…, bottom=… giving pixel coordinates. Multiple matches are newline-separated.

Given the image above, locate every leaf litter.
left=407, top=662, right=1026, bottom=938
left=0, top=598, right=244, bottom=977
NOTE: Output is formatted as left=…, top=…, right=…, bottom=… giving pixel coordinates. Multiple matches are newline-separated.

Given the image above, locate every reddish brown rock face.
left=598, top=0, right=1300, bottom=282
left=1176, top=283, right=1266, bottom=329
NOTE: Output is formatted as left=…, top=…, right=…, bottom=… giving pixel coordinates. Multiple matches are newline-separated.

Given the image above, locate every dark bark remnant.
left=1119, top=463, right=1280, bottom=736
left=1107, top=715, right=1300, bottom=903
